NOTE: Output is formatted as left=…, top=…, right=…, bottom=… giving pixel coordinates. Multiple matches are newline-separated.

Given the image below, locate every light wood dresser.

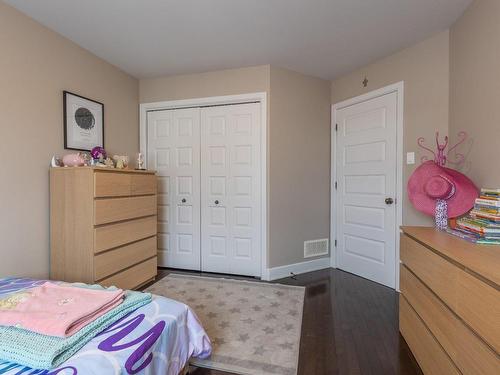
left=50, top=167, right=158, bottom=290
left=400, top=226, right=500, bottom=375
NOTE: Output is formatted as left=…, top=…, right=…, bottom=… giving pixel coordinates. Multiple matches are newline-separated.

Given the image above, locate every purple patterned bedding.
left=0, top=278, right=212, bottom=375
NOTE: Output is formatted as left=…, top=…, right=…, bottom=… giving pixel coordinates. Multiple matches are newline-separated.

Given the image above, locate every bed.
left=0, top=278, right=212, bottom=375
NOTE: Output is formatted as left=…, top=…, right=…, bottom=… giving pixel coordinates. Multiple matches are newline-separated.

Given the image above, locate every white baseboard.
left=265, top=257, right=331, bottom=281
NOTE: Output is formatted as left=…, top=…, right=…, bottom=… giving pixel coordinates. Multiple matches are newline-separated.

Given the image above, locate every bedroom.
left=0, top=0, right=498, bottom=374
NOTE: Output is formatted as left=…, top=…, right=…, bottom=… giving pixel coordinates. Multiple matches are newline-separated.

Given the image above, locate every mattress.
left=0, top=277, right=212, bottom=375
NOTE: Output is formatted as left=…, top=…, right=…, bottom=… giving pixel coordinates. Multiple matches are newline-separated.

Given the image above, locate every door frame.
left=330, top=82, right=404, bottom=290
left=139, top=92, right=268, bottom=279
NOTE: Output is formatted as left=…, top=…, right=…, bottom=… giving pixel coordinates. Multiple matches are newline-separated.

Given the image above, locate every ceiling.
left=4, top=0, right=472, bottom=80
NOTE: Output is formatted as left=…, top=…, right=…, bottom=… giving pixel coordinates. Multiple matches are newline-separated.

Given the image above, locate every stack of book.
left=447, top=188, right=500, bottom=244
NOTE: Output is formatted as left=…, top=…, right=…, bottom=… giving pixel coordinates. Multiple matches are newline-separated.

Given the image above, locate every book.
left=474, top=204, right=500, bottom=214
left=479, top=195, right=500, bottom=201
left=448, top=187, right=500, bottom=245
left=456, top=224, right=484, bottom=236
left=475, top=211, right=500, bottom=218
left=481, top=188, right=500, bottom=194
left=476, top=239, right=500, bottom=245
left=466, top=217, right=500, bottom=228
left=470, top=211, right=500, bottom=222
left=474, top=198, right=500, bottom=207
left=477, top=197, right=500, bottom=202
left=485, top=235, right=500, bottom=240
left=453, top=227, right=481, bottom=238
left=455, top=219, right=500, bottom=236
left=445, top=228, right=477, bottom=243
left=456, top=217, right=500, bottom=231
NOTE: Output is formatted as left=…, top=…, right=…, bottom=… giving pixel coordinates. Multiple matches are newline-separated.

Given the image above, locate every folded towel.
left=0, top=288, right=151, bottom=369
left=0, top=282, right=124, bottom=337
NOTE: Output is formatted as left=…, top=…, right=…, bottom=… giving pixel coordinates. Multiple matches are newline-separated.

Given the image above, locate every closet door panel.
left=147, top=108, right=201, bottom=270
left=201, top=103, right=261, bottom=276
left=202, top=113, right=231, bottom=274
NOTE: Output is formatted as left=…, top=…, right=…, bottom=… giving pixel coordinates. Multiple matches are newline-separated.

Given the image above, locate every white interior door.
left=147, top=108, right=201, bottom=270
left=335, top=91, right=398, bottom=288
left=201, top=103, right=261, bottom=277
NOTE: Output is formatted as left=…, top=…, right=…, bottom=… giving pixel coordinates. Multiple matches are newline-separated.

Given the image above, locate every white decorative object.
left=50, top=156, right=63, bottom=167
left=137, top=153, right=145, bottom=170
left=104, top=157, right=115, bottom=168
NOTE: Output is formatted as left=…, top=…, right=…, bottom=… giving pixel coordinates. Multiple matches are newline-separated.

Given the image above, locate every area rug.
left=146, top=274, right=305, bottom=375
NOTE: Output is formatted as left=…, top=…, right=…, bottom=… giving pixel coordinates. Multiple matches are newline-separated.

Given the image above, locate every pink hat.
left=408, top=161, right=478, bottom=218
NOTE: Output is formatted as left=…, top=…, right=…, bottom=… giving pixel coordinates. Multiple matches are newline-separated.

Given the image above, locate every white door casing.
left=334, top=90, right=399, bottom=288
left=201, top=103, right=262, bottom=276
left=147, top=108, right=201, bottom=270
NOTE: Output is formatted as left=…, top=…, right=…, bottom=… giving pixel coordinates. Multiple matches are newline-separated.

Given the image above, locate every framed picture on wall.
left=63, top=91, right=104, bottom=151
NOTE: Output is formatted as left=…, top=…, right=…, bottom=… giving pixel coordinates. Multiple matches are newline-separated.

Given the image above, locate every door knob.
left=385, top=197, right=394, bottom=205
left=215, top=200, right=219, bottom=205
left=181, top=198, right=186, bottom=203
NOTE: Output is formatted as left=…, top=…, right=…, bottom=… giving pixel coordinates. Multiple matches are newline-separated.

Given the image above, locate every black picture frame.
left=63, top=90, right=104, bottom=151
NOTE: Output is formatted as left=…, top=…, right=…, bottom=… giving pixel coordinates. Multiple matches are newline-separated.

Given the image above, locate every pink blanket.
left=0, top=282, right=124, bottom=337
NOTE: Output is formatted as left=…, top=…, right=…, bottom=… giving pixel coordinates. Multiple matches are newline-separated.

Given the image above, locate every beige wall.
left=450, top=0, right=500, bottom=187
left=268, top=67, right=331, bottom=267
left=139, top=65, right=270, bottom=103
left=331, top=31, right=451, bottom=226
left=0, top=2, right=139, bottom=278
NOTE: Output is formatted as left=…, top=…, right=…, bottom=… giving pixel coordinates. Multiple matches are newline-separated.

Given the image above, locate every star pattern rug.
left=146, top=274, right=305, bottom=375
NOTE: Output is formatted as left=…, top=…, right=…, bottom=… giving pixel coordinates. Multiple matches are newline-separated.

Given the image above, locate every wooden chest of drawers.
left=400, top=227, right=500, bottom=375
left=50, top=167, right=158, bottom=290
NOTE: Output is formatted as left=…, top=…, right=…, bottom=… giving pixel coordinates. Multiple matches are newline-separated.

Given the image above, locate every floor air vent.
left=304, top=238, right=329, bottom=258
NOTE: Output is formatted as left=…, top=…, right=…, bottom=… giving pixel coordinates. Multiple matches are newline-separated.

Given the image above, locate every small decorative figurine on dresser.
left=52, top=153, right=90, bottom=167
left=136, top=153, right=145, bottom=170
left=113, top=155, right=129, bottom=169
left=50, top=156, right=63, bottom=167
left=62, top=153, right=86, bottom=167
left=90, top=146, right=107, bottom=166
left=408, top=131, right=478, bottom=230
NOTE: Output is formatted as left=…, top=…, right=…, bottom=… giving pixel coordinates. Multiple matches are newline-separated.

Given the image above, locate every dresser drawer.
left=131, top=174, right=156, bottom=196
left=99, top=257, right=157, bottom=290
left=94, top=216, right=157, bottom=253
left=401, top=265, right=499, bottom=374
left=400, top=296, right=459, bottom=375
left=94, top=196, right=157, bottom=225
left=94, top=236, right=157, bottom=280
left=94, top=172, right=156, bottom=197
left=400, top=234, right=500, bottom=352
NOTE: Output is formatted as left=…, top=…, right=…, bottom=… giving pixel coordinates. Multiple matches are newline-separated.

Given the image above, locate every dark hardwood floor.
left=148, top=268, right=422, bottom=375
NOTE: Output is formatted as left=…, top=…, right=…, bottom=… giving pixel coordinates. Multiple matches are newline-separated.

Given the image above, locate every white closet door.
left=147, top=108, right=201, bottom=270
left=201, top=103, right=261, bottom=277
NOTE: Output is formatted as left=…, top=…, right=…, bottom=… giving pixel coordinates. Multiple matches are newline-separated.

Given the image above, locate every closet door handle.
left=181, top=198, right=186, bottom=203
left=214, top=200, right=219, bottom=205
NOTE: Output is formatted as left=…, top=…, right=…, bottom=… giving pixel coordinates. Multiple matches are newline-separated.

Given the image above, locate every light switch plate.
left=407, top=152, right=415, bottom=165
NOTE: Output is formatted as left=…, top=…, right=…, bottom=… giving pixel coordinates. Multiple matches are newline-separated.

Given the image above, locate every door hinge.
left=335, top=123, right=338, bottom=131
left=334, top=240, right=337, bottom=247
